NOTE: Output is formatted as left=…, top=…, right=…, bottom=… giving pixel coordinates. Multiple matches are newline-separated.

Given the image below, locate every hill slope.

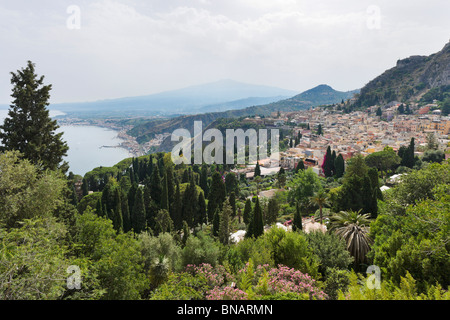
left=353, top=41, right=450, bottom=108
left=129, top=84, right=357, bottom=147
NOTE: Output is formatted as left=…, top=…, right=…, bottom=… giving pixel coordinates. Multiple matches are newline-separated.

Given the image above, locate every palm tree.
left=309, top=190, right=330, bottom=224
left=329, top=210, right=372, bottom=269
left=150, top=254, right=170, bottom=289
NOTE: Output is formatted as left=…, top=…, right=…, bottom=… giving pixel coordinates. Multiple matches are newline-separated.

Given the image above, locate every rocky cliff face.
left=354, top=41, right=450, bottom=107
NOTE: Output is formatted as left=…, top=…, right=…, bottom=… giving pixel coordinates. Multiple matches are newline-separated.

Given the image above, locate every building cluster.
left=240, top=103, right=450, bottom=176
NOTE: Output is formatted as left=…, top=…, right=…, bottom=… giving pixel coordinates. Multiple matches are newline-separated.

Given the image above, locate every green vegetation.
left=1, top=62, right=449, bottom=301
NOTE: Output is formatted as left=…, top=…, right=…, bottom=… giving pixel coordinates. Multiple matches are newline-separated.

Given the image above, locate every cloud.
left=0, top=0, right=448, bottom=103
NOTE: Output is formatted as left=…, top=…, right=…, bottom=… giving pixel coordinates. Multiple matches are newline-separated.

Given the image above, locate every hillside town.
left=236, top=101, right=450, bottom=178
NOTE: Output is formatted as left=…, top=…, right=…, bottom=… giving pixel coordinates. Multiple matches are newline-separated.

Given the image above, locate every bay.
left=0, top=109, right=132, bottom=176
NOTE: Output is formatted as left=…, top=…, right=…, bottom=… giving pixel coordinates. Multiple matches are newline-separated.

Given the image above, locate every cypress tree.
left=82, top=178, right=89, bottom=197
left=166, top=166, right=175, bottom=213
left=229, top=192, right=236, bottom=217
left=200, top=164, right=209, bottom=198
left=128, top=183, right=138, bottom=215
left=160, top=172, right=169, bottom=210
left=225, top=172, right=238, bottom=195
left=295, top=159, right=305, bottom=173
left=317, top=124, right=323, bottom=135
left=212, top=208, right=220, bottom=237
left=112, top=188, right=123, bottom=231
left=196, top=191, right=207, bottom=226
left=182, top=220, right=190, bottom=246
left=292, top=201, right=302, bottom=232
left=252, top=197, right=264, bottom=238
left=122, top=191, right=131, bottom=233
left=243, top=198, right=252, bottom=225
left=132, top=187, right=146, bottom=233
left=172, top=183, right=183, bottom=231
left=207, top=171, right=226, bottom=223
left=95, top=198, right=104, bottom=217
left=334, top=154, right=345, bottom=178
left=0, top=61, right=69, bottom=172
left=254, top=162, right=261, bottom=177
left=182, top=176, right=198, bottom=227
left=322, top=146, right=333, bottom=177
left=150, top=163, right=162, bottom=207
left=218, top=199, right=232, bottom=245
left=331, top=150, right=337, bottom=175
left=266, top=197, right=279, bottom=225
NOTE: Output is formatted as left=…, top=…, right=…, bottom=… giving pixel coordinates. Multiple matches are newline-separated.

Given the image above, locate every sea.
left=0, top=109, right=132, bottom=176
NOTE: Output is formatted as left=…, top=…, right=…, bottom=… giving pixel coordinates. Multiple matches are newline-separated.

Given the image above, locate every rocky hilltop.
left=353, top=41, right=450, bottom=108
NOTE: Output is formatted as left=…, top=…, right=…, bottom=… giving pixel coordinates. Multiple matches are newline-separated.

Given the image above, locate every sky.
left=0, top=0, right=449, bottom=104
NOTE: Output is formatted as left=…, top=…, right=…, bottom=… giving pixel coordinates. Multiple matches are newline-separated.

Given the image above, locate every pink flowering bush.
left=184, top=262, right=327, bottom=300
left=185, top=263, right=234, bottom=288
left=206, top=286, right=248, bottom=300
left=265, top=265, right=328, bottom=300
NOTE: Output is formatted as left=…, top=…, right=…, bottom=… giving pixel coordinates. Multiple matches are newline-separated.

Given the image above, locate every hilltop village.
left=236, top=101, right=450, bottom=178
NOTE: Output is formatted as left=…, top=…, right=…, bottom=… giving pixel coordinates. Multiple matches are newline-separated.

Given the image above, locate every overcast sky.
left=0, top=0, right=449, bottom=104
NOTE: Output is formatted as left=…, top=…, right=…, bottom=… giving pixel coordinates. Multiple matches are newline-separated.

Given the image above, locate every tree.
left=309, top=190, right=330, bottom=224
left=195, top=191, right=207, bottom=226
left=422, top=149, right=445, bottom=163
left=225, top=172, right=238, bottom=195
left=252, top=197, right=264, bottom=238
left=329, top=210, right=372, bottom=269
left=400, top=138, right=415, bottom=168
left=200, top=164, right=209, bottom=198
left=150, top=163, right=162, bottom=207
left=172, top=183, right=183, bottom=230
left=212, top=209, right=220, bottom=237
left=243, top=199, right=252, bottom=225
left=365, top=147, right=401, bottom=177
left=160, top=172, right=169, bottom=210
left=154, top=209, right=173, bottom=235
left=266, top=197, right=279, bottom=225
left=305, top=231, right=354, bottom=276
left=292, top=202, right=302, bottom=232
left=254, top=176, right=263, bottom=195
left=181, top=176, right=198, bottom=227
left=295, top=159, right=305, bottom=173
left=0, top=61, right=69, bottom=172
left=425, top=133, right=439, bottom=151
left=131, top=187, right=146, bottom=233
left=0, top=151, right=67, bottom=228
left=181, top=231, right=220, bottom=267
left=207, top=171, right=226, bottom=223
left=277, top=167, right=286, bottom=188
left=254, top=162, right=261, bottom=177
left=334, top=154, right=345, bottom=178
left=0, top=217, right=70, bottom=299
left=317, top=124, right=323, bottom=135
left=376, top=107, right=382, bottom=117
left=218, top=199, right=232, bottom=245
left=288, top=168, right=322, bottom=210
left=322, top=146, right=333, bottom=177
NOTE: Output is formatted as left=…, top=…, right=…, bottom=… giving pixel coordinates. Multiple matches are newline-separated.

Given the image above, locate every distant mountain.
left=50, top=79, right=298, bottom=117
left=128, top=84, right=357, bottom=147
left=261, top=84, right=358, bottom=111
left=353, top=41, right=450, bottom=108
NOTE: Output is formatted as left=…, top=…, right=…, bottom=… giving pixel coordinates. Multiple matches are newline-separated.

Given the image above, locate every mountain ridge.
left=49, top=79, right=299, bottom=117
left=353, top=41, right=450, bottom=108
